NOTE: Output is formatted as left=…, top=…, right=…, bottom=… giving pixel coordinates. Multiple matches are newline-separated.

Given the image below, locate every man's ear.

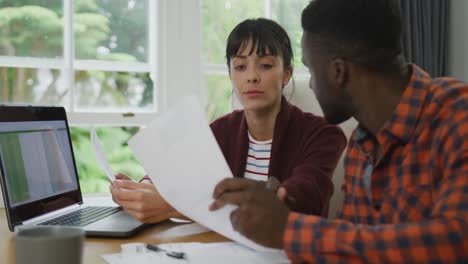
left=282, top=66, right=293, bottom=87
left=328, top=58, right=347, bottom=87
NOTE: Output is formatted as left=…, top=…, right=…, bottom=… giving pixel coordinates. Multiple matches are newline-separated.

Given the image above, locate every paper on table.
left=128, top=95, right=268, bottom=252
left=101, top=242, right=290, bottom=264
left=91, top=128, right=115, bottom=181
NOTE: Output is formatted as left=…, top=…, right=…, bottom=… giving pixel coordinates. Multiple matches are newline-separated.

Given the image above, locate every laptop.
left=0, top=105, right=148, bottom=237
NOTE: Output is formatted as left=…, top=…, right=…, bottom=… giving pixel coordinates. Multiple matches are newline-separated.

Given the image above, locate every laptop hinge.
left=21, top=204, right=81, bottom=226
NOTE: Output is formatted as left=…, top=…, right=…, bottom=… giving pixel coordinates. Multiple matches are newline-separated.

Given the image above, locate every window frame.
left=201, top=0, right=310, bottom=100
left=0, top=0, right=310, bottom=126
left=0, top=0, right=203, bottom=127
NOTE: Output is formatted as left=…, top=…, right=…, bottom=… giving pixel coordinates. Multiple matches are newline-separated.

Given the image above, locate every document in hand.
left=91, top=127, right=115, bottom=182
left=127, top=95, right=270, bottom=251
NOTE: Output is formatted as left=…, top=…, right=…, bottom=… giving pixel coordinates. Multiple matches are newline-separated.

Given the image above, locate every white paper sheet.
left=101, top=242, right=290, bottom=264
left=127, top=95, right=268, bottom=251
left=91, top=127, right=115, bottom=181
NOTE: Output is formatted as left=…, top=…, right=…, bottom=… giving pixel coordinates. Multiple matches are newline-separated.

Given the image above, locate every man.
left=209, top=0, right=468, bottom=263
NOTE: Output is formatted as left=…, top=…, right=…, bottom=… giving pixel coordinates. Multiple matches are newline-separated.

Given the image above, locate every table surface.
left=0, top=195, right=228, bottom=263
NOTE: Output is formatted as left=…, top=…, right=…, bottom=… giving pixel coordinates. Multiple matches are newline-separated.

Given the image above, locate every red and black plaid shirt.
left=284, top=65, right=468, bottom=263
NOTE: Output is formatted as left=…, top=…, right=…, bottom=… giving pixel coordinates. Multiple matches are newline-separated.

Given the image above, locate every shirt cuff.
left=283, top=212, right=322, bottom=262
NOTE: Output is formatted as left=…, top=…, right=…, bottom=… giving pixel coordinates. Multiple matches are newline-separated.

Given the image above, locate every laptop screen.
left=0, top=120, right=79, bottom=207
left=0, top=106, right=82, bottom=230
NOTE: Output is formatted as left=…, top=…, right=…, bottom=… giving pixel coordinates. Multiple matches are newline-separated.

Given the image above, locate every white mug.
left=15, top=226, right=85, bottom=264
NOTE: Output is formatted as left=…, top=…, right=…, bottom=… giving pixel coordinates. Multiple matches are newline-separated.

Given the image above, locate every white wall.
left=448, top=0, right=468, bottom=81
left=158, top=0, right=203, bottom=111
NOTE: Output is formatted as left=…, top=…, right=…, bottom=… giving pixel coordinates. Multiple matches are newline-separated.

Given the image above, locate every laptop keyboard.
left=40, top=206, right=121, bottom=227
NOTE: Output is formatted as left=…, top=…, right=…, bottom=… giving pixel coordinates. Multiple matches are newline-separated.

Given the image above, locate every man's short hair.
left=301, top=0, right=404, bottom=73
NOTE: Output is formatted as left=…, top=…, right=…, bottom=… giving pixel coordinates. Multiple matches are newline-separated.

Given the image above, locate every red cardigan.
left=210, top=98, right=346, bottom=216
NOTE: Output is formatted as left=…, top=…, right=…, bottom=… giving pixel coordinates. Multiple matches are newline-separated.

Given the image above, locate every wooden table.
left=0, top=208, right=228, bottom=263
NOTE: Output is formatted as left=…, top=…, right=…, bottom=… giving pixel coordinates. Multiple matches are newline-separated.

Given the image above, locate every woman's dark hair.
left=226, top=18, right=293, bottom=69
left=301, top=0, right=404, bottom=73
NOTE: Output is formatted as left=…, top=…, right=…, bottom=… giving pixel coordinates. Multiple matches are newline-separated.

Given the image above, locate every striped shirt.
left=243, top=132, right=272, bottom=181
left=283, top=64, right=468, bottom=263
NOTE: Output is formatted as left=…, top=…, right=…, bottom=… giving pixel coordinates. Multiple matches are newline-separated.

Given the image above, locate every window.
left=201, top=0, right=311, bottom=121
left=0, top=0, right=157, bottom=124
left=0, top=0, right=310, bottom=193
left=0, top=0, right=156, bottom=192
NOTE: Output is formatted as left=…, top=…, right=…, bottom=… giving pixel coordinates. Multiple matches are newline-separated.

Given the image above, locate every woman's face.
left=229, top=40, right=292, bottom=113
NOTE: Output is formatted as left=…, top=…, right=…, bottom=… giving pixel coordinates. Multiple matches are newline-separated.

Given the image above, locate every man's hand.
left=209, top=178, right=290, bottom=249
left=110, top=173, right=178, bottom=223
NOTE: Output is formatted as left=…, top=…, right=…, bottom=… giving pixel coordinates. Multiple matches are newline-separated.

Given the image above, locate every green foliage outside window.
left=205, top=74, right=232, bottom=122
left=70, top=127, right=144, bottom=193
left=201, top=0, right=265, bottom=65
left=202, top=0, right=311, bottom=121
left=0, top=0, right=152, bottom=110
left=271, top=0, right=311, bottom=69
left=0, top=0, right=150, bottom=193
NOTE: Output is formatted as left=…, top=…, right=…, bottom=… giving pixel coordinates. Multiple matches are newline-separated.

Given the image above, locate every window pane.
left=271, top=0, right=310, bottom=69
left=74, top=70, right=153, bottom=112
left=74, top=0, right=149, bottom=62
left=0, top=0, right=63, bottom=58
left=201, top=0, right=264, bottom=65
left=205, top=73, right=232, bottom=121
left=70, top=126, right=144, bottom=193
left=0, top=67, right=69, bottom=106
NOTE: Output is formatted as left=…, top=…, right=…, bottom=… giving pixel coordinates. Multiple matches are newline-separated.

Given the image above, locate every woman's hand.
left=110, top=173, right=179, bottom=223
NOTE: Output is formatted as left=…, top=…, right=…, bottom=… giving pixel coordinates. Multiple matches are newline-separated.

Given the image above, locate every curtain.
left=398, top=0, right=449, bottom=77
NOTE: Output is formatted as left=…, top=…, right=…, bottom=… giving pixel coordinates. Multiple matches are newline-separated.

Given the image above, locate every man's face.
left=301, top=32, right=353, bottom=125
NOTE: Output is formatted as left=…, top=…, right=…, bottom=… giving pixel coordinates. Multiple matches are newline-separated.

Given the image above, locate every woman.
left=110, top=18, right=346, bottom=223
